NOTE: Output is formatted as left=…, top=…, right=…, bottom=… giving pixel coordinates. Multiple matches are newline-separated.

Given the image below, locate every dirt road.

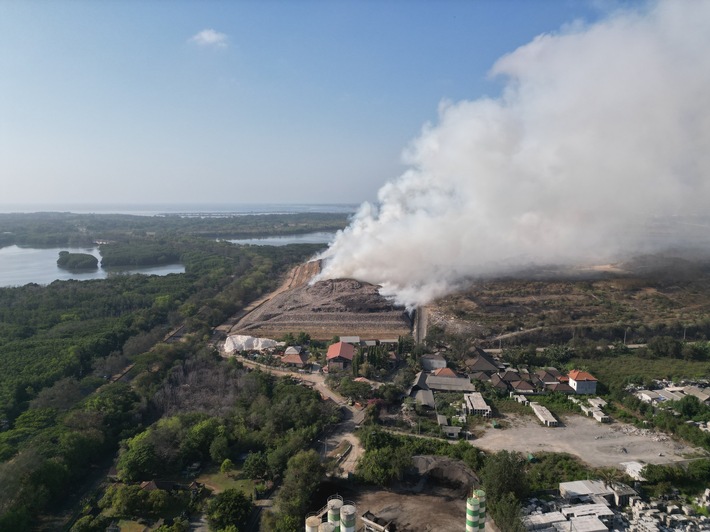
left=230, top=355, right=365, bottom=475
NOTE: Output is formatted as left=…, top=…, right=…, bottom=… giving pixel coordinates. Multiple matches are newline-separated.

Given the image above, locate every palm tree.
left=596, top=466, right=624, bottom=501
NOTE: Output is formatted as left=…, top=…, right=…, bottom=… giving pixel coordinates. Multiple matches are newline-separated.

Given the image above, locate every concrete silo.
left=466, top=489, right=486, bottom=531
left=339, top=503, right=357, bottom=532
left=305, top=515, right=322, bottom=532
left=327, top=495, right=343, bottom=531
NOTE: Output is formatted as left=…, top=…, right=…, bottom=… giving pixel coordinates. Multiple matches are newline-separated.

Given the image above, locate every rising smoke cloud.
left=317, top=1, right=710, bottom=308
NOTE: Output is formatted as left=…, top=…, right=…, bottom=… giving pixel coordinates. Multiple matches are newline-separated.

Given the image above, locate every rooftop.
left=326, top=341, right=356, bottom=361
left=569, top=370, right=598, bottom=382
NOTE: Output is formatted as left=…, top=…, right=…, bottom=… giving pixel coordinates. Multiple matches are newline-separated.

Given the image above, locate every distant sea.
left=0, top=203, right=360, bottom=216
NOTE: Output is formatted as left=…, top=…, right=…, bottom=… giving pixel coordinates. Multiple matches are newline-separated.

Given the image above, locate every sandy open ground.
left=473, top=414, right=704, bottom=468
left=352, top=489, right=498, bottom=532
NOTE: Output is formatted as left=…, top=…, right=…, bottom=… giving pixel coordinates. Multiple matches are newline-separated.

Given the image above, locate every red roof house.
left=432, top=367, right=458, bottom=378
left=327, top=341, right=356, bottom=371
left=282, top=352, right=307, bottom=367
left=568, top=370, right=598, bottom=395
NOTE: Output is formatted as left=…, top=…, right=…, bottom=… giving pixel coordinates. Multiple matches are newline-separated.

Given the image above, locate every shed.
left=426, top=375, right=475, bottom=393
left=464, top=350, right=500, bottom=373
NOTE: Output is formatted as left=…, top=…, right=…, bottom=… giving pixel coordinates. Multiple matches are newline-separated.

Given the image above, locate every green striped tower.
left=327, top=497, right=342, bottom=532
left=475, top=490, right=486, bottom=530
left=466, top=489, right=486, bottom=531
left=340, top=504, right=356, bottom=532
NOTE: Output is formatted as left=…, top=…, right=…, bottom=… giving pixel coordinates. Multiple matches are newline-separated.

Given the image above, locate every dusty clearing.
left=473, top=414, right=705, bottom=467
left=351, top=488, right=497, bottom=532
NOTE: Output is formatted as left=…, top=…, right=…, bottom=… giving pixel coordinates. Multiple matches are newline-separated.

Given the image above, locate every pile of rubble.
left=613, top=425, right=670, bottom=442
left=693, top=488, right=710, bottom=513
left=628, top=495, right=709, bottom=531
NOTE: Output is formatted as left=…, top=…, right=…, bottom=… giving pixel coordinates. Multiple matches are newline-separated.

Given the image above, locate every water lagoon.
left=0, top=245, right=184, bottom=287
left=226, top=231, right=336, bottom=246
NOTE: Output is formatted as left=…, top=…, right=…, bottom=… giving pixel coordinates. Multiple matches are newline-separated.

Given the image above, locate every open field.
left=473, top=413, right=705, bottom=468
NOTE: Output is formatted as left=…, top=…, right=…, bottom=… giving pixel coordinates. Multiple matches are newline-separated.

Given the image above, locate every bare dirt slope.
left=426, top=256, right=710, bottom=346
left=228, top=261, right=412, bottom=340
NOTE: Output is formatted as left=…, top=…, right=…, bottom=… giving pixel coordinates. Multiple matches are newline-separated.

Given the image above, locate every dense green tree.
left=99, top=484, right=149, bottom=517
left=57, top=251, right=99, bottom=270
left=676, top=395, right=704, bottom=418
left=275, top=450, right=324, bottom=517
left=206, top=489, right=253, bottom=531
left=220, top=458, right=235, bottom=474
left=492, top=492, right=526, bottom=532
left=481, top=450, right=528, bottom=505
left=243, top=451, right=270, bottom=479
left=356, top=446, right=411, bottom=485
left=117, top=431, right=160, bottom=481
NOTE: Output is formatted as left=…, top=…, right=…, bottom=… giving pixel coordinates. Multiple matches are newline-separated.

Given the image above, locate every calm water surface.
left=226, top=231, right=336, bottom=246
left=0, top=246, right=184, bottom=287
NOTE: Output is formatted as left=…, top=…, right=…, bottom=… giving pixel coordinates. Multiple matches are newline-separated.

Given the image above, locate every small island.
left=57, top=251, right=99, bottom=270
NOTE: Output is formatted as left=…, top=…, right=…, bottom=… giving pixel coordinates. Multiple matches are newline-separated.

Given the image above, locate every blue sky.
left=0, top=1, right=629, bottom=206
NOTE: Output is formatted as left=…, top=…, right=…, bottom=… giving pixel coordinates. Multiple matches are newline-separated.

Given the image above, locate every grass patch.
left=196, top=466, right=256, bottom=496
left=575, top=355, right=710, bottom=390
left=116, top=520, right=146, bottom=532
left=489, top=397, right=532, bottom=416
left=531, top=394, right=581, bottom=417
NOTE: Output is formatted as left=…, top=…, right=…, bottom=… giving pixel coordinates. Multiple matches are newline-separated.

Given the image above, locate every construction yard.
left=473, top=413, right=704, bottom=468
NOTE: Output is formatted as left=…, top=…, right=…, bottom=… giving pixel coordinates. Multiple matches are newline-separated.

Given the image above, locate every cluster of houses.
left=635, top=384, right=710, bottom=405
left=230, top=334, right=400, bottom=373
left=405, top=349, right=605, bottom=432
left=458, top=349, right=599, bottom=396
left=407, top=368, right=476, bottom=409
left=324, top=337, right=399, bottom=372
left=410, top=349, right=599, bottom=407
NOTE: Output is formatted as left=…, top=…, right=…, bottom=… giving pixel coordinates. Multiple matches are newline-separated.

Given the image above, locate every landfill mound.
left=230, top=267, right=412, bottom=340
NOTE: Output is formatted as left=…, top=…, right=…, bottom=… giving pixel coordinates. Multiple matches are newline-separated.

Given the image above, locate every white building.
left=464, top=392, right=492, bottom=418
left=568, top=370, right=598, bottom=395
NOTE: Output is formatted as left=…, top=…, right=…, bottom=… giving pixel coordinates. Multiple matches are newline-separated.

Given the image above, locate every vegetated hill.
left=230, top=263, right=411, bottom=340
left=425, top=253, right=710, bottom=347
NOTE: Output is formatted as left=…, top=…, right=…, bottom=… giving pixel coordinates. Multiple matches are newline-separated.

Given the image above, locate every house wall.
left=571, top=379, right=597, bottom=394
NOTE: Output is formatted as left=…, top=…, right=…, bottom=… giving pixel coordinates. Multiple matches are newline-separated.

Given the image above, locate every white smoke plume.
left=317, top=1, right=710, bottom=309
